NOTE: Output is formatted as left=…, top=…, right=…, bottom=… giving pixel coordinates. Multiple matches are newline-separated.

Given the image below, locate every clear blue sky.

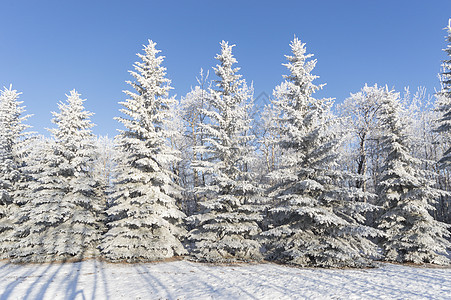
left=1, top=0, right=450, bottom=137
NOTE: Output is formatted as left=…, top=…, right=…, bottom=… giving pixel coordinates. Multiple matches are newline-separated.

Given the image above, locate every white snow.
left=0, top=259, right=450, bottom=299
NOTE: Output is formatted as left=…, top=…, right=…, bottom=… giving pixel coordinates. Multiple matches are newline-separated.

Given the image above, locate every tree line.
left=1, top=23, right=451, bottom=267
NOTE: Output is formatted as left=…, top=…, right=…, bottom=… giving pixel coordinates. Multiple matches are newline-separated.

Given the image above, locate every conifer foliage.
left=0, top=86, right=31, bottom=259
left=12, top=90, right=104, bottom=262
left=262, top=38, right=379, bottom=268
left=1, top=24, right=451, bottom=268
left=101, top=40, right=187, bottom=262
left=376, top=87, right=451, bottom=265
left=436, top=20, right=451, bottom=169
left=186, top=41, right=263, bottom=263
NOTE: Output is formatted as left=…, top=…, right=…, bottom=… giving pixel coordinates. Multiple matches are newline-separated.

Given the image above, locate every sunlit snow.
left=0, top=260, right=450, bottom=299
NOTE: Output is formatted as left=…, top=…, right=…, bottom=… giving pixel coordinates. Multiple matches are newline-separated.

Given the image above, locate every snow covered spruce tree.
left=262, top=38, right=380, bottom=268
left=433, top=19, right=451, bottom=224
left=435, top=19, right=451, bottom=169
left=0, top=86, right=32, bottom=259
left=12, top=90, right=105, bottom=263
left=186, top=41, right=263, bottom=263
left=101, top=40, right=186, bottom=262
left=376, top=87, right=451, bottom=265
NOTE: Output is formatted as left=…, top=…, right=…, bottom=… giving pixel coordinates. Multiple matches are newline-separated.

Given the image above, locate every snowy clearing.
left=0, top=260, right=450, bottom=299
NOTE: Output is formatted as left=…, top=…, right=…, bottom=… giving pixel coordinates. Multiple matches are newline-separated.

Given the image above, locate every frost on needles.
left=186, top=41, right=263, bottom=263
left=12, top=90, right=104, bottom=263
left=101, top=40, right=187, bottom=262
left=374, top=21, right=451, bottom=265
left=435, top=21, right=451, bottom=170
left=1, top=27, right=451, bottom=267
left=261, top=38, right=381, bottom=268
left=376, top=87, right=451, bottom=265
left=0, top=86, right=32, bottom=259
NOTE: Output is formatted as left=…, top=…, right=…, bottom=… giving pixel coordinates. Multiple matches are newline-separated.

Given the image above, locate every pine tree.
left=436, top=19, right=451, bottom=169
left=376, top=87, right=451, bottom=265
left=0, top=85, right=31, bottom=259
left=12, top=90, right=104, bottom=262
left=262, top=38, right=380, bottom=268
left=101, top=40, right=187, bottom=262
left=186, top=41, right=263, bottom=263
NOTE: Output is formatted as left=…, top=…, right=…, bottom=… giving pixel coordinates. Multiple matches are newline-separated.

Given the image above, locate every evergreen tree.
left=436, top=19, right=451, bottom=169
left=400, top=88, right=451, bottom=223
left=376, top=87, right=451, bottom=265
left=0, top=85, right=31, bottom=259
left=12, top=90, right=104, bottom=262
left=262, top=38, right=380, bottom=268
left=434, top=19, right=451, bottom=224
left=101, top=40, right=186, bottom=262
left=186, top=41, right=263, bottom=263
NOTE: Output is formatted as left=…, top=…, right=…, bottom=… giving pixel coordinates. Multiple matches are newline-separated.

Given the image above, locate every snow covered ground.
left=0, top=259, right=450, bottom=299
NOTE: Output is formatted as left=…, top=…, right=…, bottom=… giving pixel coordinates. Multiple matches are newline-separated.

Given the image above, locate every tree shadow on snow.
left=133, top=261, right=220, bottom=299
left=60, top=261, right=85, bottom=300
left=186, top=262, right=261, bottom=299
left=133, top=263, right=174, bottom=299
left=0, top=262, right=28, bottom=284
left=92, top=259, right=110, bottom=300
left=0, top=263, right=40, bottom=300
left=59, top=258, right=111, bottom=300
left=31, top=262, right=65, bottom=300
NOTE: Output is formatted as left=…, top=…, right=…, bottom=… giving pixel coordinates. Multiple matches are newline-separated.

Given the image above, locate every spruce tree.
left=101, top=40, right=186, bottom=262
left=186, top=41, right=263, bottom=263
left=376, top=87, right=451, bottom=265
left=262, top=38, right=380, bottom=268
left=436, top=19, right=451, bottom=169
left=12, top=90, right=104, bottom=262
left=0, top=85, right=31, bottom=259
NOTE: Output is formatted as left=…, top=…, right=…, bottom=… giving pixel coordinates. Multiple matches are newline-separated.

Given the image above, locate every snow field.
left=0, top=260, right=450, bottom=299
